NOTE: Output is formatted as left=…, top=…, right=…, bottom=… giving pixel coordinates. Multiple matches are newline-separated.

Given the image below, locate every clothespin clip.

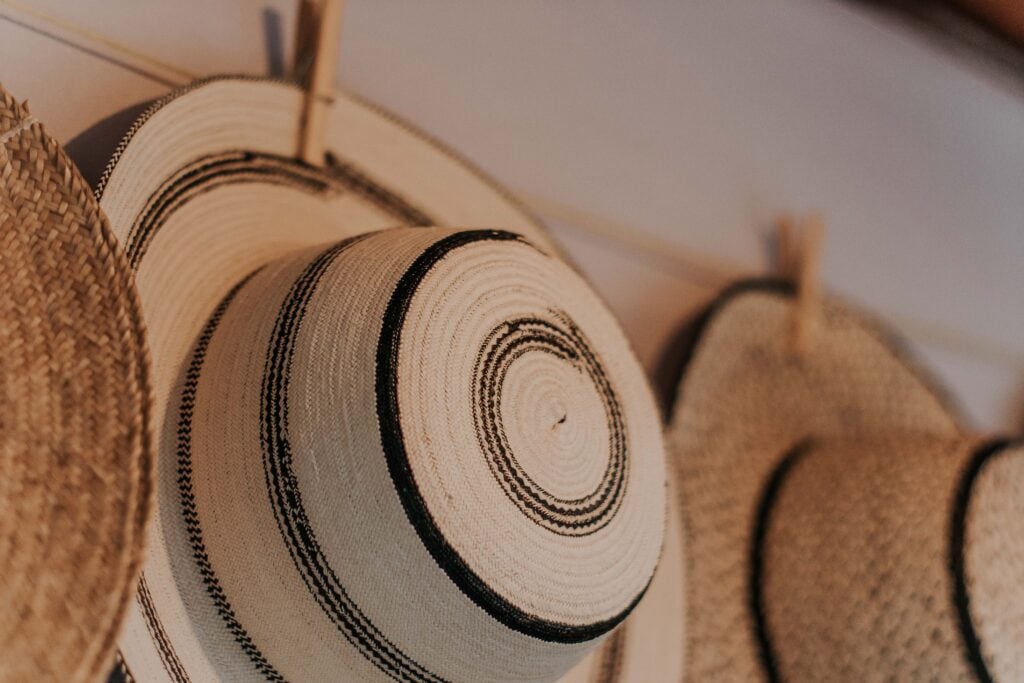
left=294, top=0, right=344, bottom=166
left=776, top=213, right=824, bottom=356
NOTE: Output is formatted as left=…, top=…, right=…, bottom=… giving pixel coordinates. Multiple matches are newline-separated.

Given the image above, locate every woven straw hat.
left=93, top=77, right=668, bottom=682
left=558, top=474, right=686, bottom=683
left=0, top=87, right=151, bottom=681
left=757, top=434, right=1023, bottom=681
left=666, top=280, right=1023, bottom=681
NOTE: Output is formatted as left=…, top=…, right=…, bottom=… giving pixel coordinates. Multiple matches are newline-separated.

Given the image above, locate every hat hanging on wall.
left=664, top=218, right=1024, bottom=681
left=559, top=473, right=686, bottom=683
left=0, top=86, right=152, bottom=682
left=89, top=2, right=671, bottom=681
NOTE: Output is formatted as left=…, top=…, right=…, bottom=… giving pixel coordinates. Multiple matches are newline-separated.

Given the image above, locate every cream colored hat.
left=667, top=280, right=1023, bottom=681
left=0, top=86, right=151, bottom=682
left=558, top=473, right=686, bottom=683
left=93, top=77, right=667, bottom=682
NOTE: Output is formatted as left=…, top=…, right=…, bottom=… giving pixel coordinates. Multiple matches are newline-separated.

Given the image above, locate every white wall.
left=2, top=0, right=1021, bottom=430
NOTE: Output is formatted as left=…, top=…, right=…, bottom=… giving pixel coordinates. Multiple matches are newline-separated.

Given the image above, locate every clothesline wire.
left=2, top=0, right=1022, bottom=374
left=530, top=193, right=1024, bottom=374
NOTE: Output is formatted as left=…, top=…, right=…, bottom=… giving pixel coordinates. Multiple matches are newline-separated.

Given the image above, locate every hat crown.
left=755, top=435, right=1024, bottom=681
left=181, top=227, right=665, bottom=680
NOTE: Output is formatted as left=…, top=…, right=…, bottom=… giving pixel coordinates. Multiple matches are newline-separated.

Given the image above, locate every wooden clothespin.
left=294, top=0, right=344, bottom=165
left=776, top=213, right=825, bottom=356
left=776, top=214, right=799, bottom=282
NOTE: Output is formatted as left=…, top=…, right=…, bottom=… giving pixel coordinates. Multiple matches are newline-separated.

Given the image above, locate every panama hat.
left=0, top=86, right=151, bottom=681
left=665, top=279, right=1023, bottom=680
left=558, top=473, right=686, bottom=683
left=93, top=76, right=668, bottom=682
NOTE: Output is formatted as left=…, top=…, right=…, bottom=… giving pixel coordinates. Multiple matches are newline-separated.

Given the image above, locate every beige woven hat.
left=666, top=279, right=1023, bottom=681
left=92, top=76, right=668, bottom=682
left=0, top=86, right=151, bottom=681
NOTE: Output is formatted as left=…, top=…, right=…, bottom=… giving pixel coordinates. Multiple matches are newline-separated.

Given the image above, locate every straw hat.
left=0, top=86, right=151, bottom=681
left=756, top=434, right=1023, bottom=681
left=558, top=474, right=686, bottom=683
left=94, top=77, right=667, bottom=682
left=666, top=279, right=1023, bottom=681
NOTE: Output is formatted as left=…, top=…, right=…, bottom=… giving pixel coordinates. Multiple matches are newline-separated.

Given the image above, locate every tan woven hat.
left=756, top=434, right=1023, bottom=681
left=666, top=280, right=1023, bottom=681
left=0, top=86, right=151, bottom=681
left=92, top=76, right=668, bottom=682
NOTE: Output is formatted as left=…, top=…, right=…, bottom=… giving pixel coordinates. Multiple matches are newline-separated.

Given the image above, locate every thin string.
left=531, top=193, right=1024, bottom=373
left=1, top=1, right=1021, bottom=374
left=0, top=0, right=194, bottom=85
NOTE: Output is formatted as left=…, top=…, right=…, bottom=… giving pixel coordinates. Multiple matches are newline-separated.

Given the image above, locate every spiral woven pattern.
left=93, top=77, right=666, bottom=683
left=0, top=87, right=151, bottom=682
left=558, top=472, right=686, bottom=683
left=120, top=227, right=664, bottom=682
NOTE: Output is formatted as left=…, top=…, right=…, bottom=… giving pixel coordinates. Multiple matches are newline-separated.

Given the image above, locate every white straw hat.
left=0, top=86, right=151, bottom=682
left=558, top=474, right=686, bottom=683
left=93, top=77, right=667, bottom=682
left=666, top=280, right=1023, bottom=681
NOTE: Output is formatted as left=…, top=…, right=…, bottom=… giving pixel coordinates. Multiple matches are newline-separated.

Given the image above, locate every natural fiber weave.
left=757, top=435, right=1024, bottom=682
left=91, top=77, right=669, bottom=682
left=559, top=472, right=686, bottom=683
left=0, top=86, right=151, bottom=682
left=117, top=227, right=664, bottom=682
left=667, top=281, right=962, bottom=681
left=667, top=280, right=1024, bottom=680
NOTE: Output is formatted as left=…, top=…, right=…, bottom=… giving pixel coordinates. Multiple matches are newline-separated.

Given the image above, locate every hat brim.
left=665, top=279, right=964, bottom=681
left=91, top=76, right=564, bottom=681
left=559, top=472, right=686, bottom=683
left=0, top=88, right=151, bottom=682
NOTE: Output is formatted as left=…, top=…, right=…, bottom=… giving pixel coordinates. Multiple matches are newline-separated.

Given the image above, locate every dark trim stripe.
left=260, top=235, right=447, bottom=683
left=375, top=229, right=647, bottom=643
left=125, top=150, right=433, bottom=271
left=471, top=313, right=628, bottom=535
left=750, top=441, right=810, bottom=683
left=108, top=651, right=137, bottom=683
left=136, top=574, right=191, bottom=683
left=175, top=269, right=287, bottom=682
left=950, top=439, right=1015, bottom=683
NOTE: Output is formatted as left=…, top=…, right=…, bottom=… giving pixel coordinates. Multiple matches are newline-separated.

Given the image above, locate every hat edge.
left=657, top=277, right=967, bottom=431
left=0, top=85, right=155, bottom=683
left=87, top=74, right=551, bottom=246
left=950, top=436, right=1022, bottom=683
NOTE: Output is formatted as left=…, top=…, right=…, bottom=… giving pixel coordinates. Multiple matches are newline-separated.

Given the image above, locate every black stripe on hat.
left=376, top=229, right=647, bottom=643
left=174, top=268, right=288, bottom=682
left=950, top=439, right=1015, bottom=683
left=750, top=441, right=810, bottom=683
left=107, top=651, right=137, bottom=683
left=126, top=151, right=433, bottom=271
left=261, top=235, right=447, bottom=683
left=593, top=627, right=627, bottom=683
left=136, top=574, right=191, bottom=683
left=471, top=313, right=629, bottom=536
